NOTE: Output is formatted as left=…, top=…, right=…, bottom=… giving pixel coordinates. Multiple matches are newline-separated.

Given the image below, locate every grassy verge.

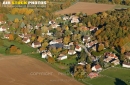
left=0, top=39, right=36, bottom=55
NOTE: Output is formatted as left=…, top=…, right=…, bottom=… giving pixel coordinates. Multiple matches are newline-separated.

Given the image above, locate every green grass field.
left=0, top=39, right=36, bottom=55
left=83, top=67, right=130, bottom=85
left=6, top=14, right=24, bottom=21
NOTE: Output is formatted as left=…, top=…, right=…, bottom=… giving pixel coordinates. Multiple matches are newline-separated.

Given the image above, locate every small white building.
left=75, top=45, right=82, bottom=52
left=22, top=38, right=30, bottom=43
left=68, top=50, right=76, bottom=55
left=78, top=61, right=87, bottom=65
left=31, top=41, right=41, bottom=48
left=63, top=16, right=69, bottom=21
left=122, top=62, right=130, bottom=68
left=0, top=26, right=6, bottom=32
left=63, top=45, right=70, bottom=49
left=83, top=36, right=91, bottom=42
left=92, top=64, right=102, bottom=72
left=57, top=54, right=67, bottom=60
left=42, top=53, right=47, bottom=58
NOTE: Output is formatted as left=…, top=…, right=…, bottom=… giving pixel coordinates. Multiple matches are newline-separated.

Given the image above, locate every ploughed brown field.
left=55, top=2, right=115, bottom=15
left=0, top=55, right=84, bottom=85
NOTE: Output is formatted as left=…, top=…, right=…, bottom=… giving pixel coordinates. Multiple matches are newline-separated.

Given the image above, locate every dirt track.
left=55, top=2, right=115, bottom=15
left=0, top=55, right=84, bottom=85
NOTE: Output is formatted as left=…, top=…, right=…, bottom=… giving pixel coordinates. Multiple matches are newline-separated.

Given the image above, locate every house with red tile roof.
left=104, top=52, right=118, bottom=63
left=75, top=45, right=82, bottom=52
left=92, top=64, right=102, bottom=72
left=88, top=72, right=99, bottom=79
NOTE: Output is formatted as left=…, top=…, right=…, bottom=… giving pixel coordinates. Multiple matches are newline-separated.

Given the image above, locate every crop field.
left=55, top=2, right=116, bottom=15
left=0, top=54, right=84, bottom=85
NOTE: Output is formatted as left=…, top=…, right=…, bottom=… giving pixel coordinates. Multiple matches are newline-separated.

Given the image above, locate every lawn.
left=6, top=14, right=24, bottom=21
left=100, top=67, right=130, bottom=84
left=87, top=76, right=115, bottom=85
left=83, top=67, right=130, bottom=85
left=0, top=39, right=36, bottom=55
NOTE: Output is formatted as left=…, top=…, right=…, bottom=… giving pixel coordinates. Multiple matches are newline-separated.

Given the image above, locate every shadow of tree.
left=114, top=78, right=127, bottom=85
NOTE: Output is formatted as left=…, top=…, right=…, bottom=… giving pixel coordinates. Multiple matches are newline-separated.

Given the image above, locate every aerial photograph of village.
left=0, top=0, right=130, bottom=85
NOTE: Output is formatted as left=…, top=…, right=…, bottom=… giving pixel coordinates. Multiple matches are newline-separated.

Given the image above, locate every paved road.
left=79, top=44, right=91, bottom=57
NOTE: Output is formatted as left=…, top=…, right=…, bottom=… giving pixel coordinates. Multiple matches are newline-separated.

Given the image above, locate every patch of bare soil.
left=0, top=55, right=84, bottom=85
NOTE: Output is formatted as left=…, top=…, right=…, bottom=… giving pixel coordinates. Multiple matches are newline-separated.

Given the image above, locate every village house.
left=57, top=54, right=67, bottom=60
left=104, top=52, right=118, bottom=63
left=89, top=27, right=98, bottom=32
left=85, top=41, right=95, bottom=48
left=91, top=45, right=97, bottom=51
left=22, top=38, right=30, bottom=43
left=42, top=52, right=47, bottom=58
left=0, top=26, right=7, bottom=32
left=42, top=51, right=52, bottom=59
left=63, top=44, right=70, bottom=49
left=70, top=15, right=79, bottom=23
left=49, top=38, right=63, bottom=45
left=51, top=23, right=60, bottom=29
left=31, top=41, right=41, bottom=48
left=63, top=16, right=69, bottom=21
left=24, top=34, right=31, bottom=39
left=49, top=20, right=56, bottom=25
left=69, top=42, right=74, bottom=46
left=111, top=59, right=120, bottom=65
left=68, top=50, right=76, bottom=55
left=92, top=64, right=102, bottom=72
left=83, top=35, right=91, bottom=42
left=4, top=34, right=9, bottom=39
left=47, top=51, right=52, bottom=57
left=75, top=45, right=82, bottom=52
left=122, top=62, right=130, bottom=68
left=78, top=61, right=87, bottom=65
left=0, top=21, right=6, bottom=25
left=18, top=34, right=24, bottom=38
left=88, top=72, right=99, bottom=79
left=42, top=30, right=52, bottom=36
left=35, top=23, right=43, bottom=29
left=124, top=52, right=130, bottom=60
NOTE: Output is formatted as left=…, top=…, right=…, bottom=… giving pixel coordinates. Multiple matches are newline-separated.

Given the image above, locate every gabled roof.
left=22, top=38, right=29, bottom=41
left=33, top=41, right=41, bottom=45
left=123, top=62, right=130, bottom=65
left=95, top=64, right=102, bottom=69
left=75, top=45, right=80, bottom=49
